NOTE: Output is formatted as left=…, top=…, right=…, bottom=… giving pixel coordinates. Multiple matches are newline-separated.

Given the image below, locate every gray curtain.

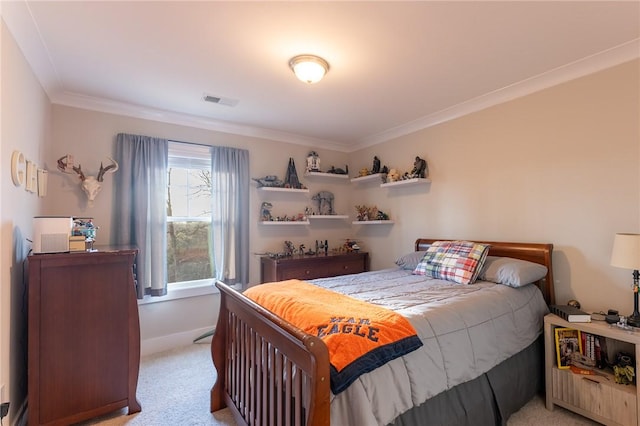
left=113, top=133, right=169, bottom=298
left=211, top=147, right=250, bottom=285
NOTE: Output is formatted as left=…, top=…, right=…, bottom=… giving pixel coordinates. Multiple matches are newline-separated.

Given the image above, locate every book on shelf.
left=580, top=331, right=607, bottom=369
left=550, top=304, right=591, bottom=322
left=555, top=327, right=582, bottom=369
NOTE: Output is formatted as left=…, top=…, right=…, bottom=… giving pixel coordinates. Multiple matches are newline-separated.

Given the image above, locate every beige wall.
left=1, top=20, right=50, bottom=423
left=46, top=105, right=351, bottom=353
left=47, top=106, right=352, bottom=283
left=350, top=59, right=640, bottom=315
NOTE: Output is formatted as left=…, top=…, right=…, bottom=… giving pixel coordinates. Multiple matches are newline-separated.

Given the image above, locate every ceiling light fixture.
left=289, top=54, right=330, bottom=84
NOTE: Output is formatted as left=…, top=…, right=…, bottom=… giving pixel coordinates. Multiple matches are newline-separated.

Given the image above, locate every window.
left=166, top=142, right=214, bottom=286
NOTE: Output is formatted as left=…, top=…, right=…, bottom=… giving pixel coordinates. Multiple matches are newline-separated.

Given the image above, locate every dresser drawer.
left=551, top=367, right=637, bottom=426
left=279, top=265, right=329, bottom=280
left=327, top=258, right=366, bottom=276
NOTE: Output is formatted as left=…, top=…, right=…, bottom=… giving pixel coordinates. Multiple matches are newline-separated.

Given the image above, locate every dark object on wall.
left=372, top=156, right=381, bottom=173
left=284, top=158, right=302, bottom=189
left=327, top=165, right=349, bottom=175
left=410, top=156, right=428, bottom=178
left=312, top=191, right=335, bottom=215
left=306, top=151, right=320, bottom=172
left=253, top=175, right=284, bottom=187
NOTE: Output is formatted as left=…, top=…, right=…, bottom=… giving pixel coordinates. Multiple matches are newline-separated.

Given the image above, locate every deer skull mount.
left=57, top=155, right=119, bottom=207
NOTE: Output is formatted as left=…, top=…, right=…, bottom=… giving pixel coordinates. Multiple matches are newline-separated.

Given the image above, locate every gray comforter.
left=309, top=268, right=549, bottom=426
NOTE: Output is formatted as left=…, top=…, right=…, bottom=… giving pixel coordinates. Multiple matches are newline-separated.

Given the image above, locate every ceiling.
left=3, top=1, right=639, bottom=152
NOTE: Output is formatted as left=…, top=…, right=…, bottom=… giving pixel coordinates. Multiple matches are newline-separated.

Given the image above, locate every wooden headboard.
left=415, top=238, right=555, bottom=305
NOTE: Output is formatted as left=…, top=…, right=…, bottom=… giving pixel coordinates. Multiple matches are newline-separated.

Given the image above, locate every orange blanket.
left=244, top=279, right=423, bottom=394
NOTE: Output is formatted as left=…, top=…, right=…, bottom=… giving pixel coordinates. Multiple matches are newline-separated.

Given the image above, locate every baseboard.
left=140, top=326, right=215, bottom=357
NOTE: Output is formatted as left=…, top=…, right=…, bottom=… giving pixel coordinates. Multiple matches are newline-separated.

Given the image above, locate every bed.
left=210, top=238, right=554, bottom=426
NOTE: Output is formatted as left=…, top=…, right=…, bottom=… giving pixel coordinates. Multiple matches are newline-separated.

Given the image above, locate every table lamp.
left=610, top=233, right=640, bottom=327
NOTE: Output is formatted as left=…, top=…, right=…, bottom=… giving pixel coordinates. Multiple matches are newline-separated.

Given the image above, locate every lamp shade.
left=611, top=233, right=640, bottom=270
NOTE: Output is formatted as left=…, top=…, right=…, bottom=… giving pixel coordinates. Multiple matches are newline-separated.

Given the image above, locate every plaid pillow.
left=413, top=240, right=490, bottom=284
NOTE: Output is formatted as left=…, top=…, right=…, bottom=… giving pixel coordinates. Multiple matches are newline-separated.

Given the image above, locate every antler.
left=72, top=165, right=86, bottom=181
left=57, top=155, right=85, bottom=180
left=96, top=157, right=119, bottom=182
left=56, top=155, right=68, bottom=172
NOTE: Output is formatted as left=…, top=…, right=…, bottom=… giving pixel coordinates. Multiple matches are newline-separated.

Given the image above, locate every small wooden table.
left=544, top=313, right=640, bottom=426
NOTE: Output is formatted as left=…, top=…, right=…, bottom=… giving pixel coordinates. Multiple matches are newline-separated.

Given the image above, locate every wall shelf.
left=304, top=172, right=349, bottom=180
left=260, top=221, right=310, bottom=225
left=257, top=187, right=309, bottom=193
left=351, top=173, right=382, bottom=184
left=380, top=178, right=431, bottom=188
left=352, top=220, right=394, bottom=225
left=308, top=215, right=349, bottom=220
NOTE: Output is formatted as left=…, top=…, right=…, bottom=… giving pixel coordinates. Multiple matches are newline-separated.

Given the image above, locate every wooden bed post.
left=210, top=282, right=229, bottom=412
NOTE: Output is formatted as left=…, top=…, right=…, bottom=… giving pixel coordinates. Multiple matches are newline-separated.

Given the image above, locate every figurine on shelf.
left=284, top=158, right=303, bottom=189
left=284, top=241, right=295, bottom=256
left=386, top=168, right=400, bottom=183
left=253, top=175, right=284, bottom=187
left=410, top=156, right=428, bottom=178
left=327, top=165, right=349, bottom=175
left=312, top=191, right=335, bottom=215
left=376, top=210, right=390, bottom=220
left=260, top=202, right=273, bottom=221
left=343, top=239, right=360, bottom=252
left=306, top=151, right=321, bottom=173
left=372, top=156, right=381, bottom=173
left=354, top=205, right=389, bottom=221
left=355, top=205, right=371, bottom=221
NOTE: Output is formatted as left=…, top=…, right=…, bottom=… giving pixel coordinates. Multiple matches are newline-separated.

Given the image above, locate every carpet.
left=82, top=342, right=599, bottom=426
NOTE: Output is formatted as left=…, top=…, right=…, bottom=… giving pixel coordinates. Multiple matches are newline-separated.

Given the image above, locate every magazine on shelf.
left=555, top=327, right=582, bottom=369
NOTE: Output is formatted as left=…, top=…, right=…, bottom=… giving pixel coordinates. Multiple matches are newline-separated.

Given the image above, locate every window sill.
left=137, top=281, right=218, bottom=305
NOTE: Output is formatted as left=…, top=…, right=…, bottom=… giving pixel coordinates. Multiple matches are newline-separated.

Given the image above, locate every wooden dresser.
left=27, top=247, right=141, bottom=426
left=260, top=251, right=369, bottom=283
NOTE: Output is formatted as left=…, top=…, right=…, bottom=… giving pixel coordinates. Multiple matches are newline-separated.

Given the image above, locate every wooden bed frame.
left=210, top=238, right=554, bottom=426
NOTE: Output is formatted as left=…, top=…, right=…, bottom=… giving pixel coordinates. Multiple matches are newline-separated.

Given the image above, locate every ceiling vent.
left=203, top=94, right=238, bottom=107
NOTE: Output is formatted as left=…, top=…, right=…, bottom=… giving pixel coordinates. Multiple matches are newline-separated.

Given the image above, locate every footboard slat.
left=211, top=281, right=330, bottom=426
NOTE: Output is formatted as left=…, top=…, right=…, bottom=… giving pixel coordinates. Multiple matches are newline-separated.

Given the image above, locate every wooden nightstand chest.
left=260, top=252, right=369, bottom=283
left=544, top=313, right=640, bottom=426
left=27, top=248, right=141, bottom=425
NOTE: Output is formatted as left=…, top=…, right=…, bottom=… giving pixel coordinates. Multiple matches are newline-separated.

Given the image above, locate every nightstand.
left=544, top=313, right=640, bottom=426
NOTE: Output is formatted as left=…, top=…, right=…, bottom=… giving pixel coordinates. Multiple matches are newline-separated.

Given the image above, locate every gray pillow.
left=478, top=256, right=548, bottom=287
left=395, top=250, right=428, bottom=270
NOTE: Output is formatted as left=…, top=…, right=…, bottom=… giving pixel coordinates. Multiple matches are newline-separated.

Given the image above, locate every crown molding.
left=51, top=92, right=350, bottom=152
left=352, top=39, right=640, bottom=152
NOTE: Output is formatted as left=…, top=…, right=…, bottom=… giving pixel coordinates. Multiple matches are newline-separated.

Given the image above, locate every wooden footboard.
left=211, top=281, right=330, bottom=426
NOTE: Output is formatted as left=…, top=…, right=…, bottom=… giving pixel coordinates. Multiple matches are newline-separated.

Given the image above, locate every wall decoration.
left=57, top=154, right=119, bottom=207
left=11, top=150, right=47, bottom=197
left=311, top=191, right=335, bottom=215
left=284, top=157, right=303, bottom=189
left=252, top=175, right=284, bottom=187
left=306, top=151, right=320, bottom=172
